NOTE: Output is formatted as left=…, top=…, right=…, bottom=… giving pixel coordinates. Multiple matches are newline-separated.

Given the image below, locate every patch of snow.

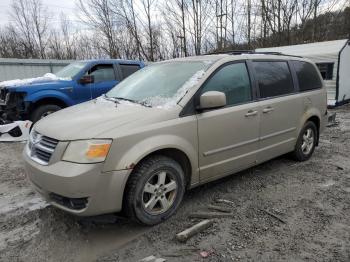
left=319, top=179, right=336, bottom=188
left=96, top=95, right=116, bottom=104
left=0, top=187, right=49, bottom=215
left=141, top=69, right=206, bottom=109
left=0, top=73, right=70, bottom=88
left=0, top=195, right=50, bottom=214
left=203, top=60, right=214, bottom=65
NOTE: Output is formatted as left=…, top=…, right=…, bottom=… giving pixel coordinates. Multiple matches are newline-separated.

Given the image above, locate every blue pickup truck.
left=0, top=59, right=144, bottom=123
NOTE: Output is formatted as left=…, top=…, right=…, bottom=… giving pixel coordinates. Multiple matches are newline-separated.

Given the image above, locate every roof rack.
left=206, top=50, right=302, bottom=58
left=206, top=50, right=254, bottom=55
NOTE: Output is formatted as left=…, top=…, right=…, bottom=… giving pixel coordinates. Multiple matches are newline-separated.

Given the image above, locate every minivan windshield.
left=106, top=61, right=210, bottom=108
left=55, top=62, right=87, bottom=79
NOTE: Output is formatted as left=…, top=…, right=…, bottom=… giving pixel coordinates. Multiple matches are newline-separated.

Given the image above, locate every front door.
left=252, top=61, right=302, bottom=163
left=86, top=64, right=118, bottom=98
left=197, top=62, right=260, bottom=182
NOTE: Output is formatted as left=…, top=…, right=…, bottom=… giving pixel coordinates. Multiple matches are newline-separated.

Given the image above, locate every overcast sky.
left=0, top=0, right=347, bottom=28
left=0, top=0, right=77, bottom=26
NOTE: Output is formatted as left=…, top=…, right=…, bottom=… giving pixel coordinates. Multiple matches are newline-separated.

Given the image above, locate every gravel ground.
left=0, top=105, right=349, bottom=262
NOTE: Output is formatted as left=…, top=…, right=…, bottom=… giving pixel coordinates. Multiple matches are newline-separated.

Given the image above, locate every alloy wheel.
left=142, top=171, right=178, bottom=215
left=301, top=128, right=314, bottom=155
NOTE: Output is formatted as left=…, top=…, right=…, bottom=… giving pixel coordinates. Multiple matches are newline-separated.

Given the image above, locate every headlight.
left=62, top=139, right=112, bottom=163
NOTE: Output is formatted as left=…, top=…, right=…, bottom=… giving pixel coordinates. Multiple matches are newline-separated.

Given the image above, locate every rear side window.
left=200, top=62, right=252, bottom=106
left=120, top=64, right=141, bottom=79
left=293, top=61, right=323, bottom=91
left=253, top=61, right=294, bottom=98
left=316, top=62, right=334, bottom=80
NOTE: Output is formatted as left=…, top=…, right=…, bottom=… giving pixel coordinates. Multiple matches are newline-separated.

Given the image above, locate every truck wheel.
left=124, top=155, right=185, bottom=225
left=30, top=104, right=62, bottom=124
left=292, top=121, right=317, bottom=161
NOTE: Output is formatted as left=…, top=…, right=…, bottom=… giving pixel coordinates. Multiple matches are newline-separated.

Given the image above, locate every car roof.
left=79, top=59, right=144, bottom=65
left=165, top=53, right=310, bottom=64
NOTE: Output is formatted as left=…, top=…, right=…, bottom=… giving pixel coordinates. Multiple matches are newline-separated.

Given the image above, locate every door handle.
left=263, top=107, right=274, bottom=113
left=245, top=110, right=258, bottom=117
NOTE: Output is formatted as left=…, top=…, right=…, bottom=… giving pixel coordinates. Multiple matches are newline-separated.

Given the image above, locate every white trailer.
left=257, top=39, right=350, bottom=107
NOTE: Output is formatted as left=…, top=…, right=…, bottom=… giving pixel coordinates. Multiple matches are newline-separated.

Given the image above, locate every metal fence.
left=0, top=58, right=75, bottom=81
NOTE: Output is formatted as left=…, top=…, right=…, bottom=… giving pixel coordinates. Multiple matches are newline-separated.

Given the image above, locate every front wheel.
left=123, top=155, right=185, bottom=225
left=292, top=121, right=317, bottom=161
left=30, top=104, right=62, bottom=124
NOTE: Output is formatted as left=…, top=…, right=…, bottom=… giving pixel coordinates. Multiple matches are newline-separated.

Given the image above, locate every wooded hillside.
left=0, top=0, right=348, bottom=60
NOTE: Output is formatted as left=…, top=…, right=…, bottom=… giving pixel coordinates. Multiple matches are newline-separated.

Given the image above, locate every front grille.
left=27, top=131, right=59, bottom=165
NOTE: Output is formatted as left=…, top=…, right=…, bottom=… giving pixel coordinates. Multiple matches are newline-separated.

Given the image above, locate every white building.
left=257, top=39, right=350, bottom=107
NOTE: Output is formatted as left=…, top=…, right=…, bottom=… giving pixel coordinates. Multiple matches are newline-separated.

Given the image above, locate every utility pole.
left=180, top=0, right=188, bottom=56
left=312, top=0, right=318, bottom=42
left=247, top=0, right=251, bottom=49
left=216, top=0, right=227, bottom=50
left=177, top=35, right=185, bottom=57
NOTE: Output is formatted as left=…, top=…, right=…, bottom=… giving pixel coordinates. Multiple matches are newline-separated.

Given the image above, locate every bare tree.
left=140, top=0, right=157, bottom=61
left=186, top=0, right=212, bottom=55
left=77, top=0, right=120, bottom=58
left=0, top=0, right=348, bottom=60
left=162, top=0, right=188, bottom=57
left=60, top=14, right=77, bottom=59
left=247, top=0, right=251, bottom=48
left=112, top=0, right=150, bottom=60
left=10, top=0, right=49, bottom=58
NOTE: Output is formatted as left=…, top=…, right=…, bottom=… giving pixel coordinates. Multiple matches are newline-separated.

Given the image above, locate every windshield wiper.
left=102, top=94, right=120, bottom=104
left=114, top=97, right=152, bottom=107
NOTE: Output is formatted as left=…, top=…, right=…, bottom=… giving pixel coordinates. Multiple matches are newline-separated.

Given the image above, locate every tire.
left=292, top=121, right=317, bottom=161
left=123, top=155, right=186, bottom=225
left=30, top=104, right=62, bottom=124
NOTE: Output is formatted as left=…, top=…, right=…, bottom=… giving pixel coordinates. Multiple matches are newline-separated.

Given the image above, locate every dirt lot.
left=1, top=105, right=349, bottom=262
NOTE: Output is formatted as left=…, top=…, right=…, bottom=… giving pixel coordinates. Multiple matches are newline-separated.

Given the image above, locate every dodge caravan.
left=24, top=53, right=327, bottom=225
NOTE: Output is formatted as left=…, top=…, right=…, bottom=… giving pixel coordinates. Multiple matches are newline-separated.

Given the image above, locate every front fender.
left=103, top=134, right=199, bottom=186
left=24, top=90, right=74, bottom=106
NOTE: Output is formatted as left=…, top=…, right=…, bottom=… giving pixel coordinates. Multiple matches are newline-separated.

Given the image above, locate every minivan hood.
left=34, top=98, right=179, bottom=140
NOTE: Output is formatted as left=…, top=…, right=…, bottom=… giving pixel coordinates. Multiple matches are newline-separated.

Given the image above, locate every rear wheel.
left=292, top=121, right=317, bottom=161
left=124, top=155, right=185, bottom=225
left=30, top=104, right=62, bottom=124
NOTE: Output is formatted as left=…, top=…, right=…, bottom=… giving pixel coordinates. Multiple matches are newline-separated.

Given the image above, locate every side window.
left=316, top=63, right=334, bottom=80
left=293, top=61, right=323, bottom=91
left=253, top=61, right=294, bottom=98
left=120, top=64, right=141, bottom=79
left=200, top=63, right=252, bottom=106
left=86, top=64, right=116, bottom=82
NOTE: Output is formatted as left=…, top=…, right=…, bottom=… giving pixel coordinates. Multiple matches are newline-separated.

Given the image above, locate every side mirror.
left=79, top=75, right=94, bottom=84
left=198, top=91, right=226, bottom=110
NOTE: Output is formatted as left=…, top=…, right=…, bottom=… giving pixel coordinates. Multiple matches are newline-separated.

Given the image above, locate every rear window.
left=293, top=61, right=323, bottom=91
left=253, top=61, right=294, bottom=98
left=120, top=64, right=141, bottom=79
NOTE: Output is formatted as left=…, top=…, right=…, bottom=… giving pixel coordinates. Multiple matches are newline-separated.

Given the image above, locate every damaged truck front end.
left=0, top=87, right=28, bottom=122
left=0, top=87, right=32, bottom=141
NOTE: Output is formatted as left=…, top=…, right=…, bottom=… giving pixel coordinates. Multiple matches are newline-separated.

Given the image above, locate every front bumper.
left=23, top=151, right=131, bottom=216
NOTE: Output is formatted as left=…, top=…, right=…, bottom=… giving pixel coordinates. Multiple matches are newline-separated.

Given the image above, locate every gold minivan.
left=24, top=53, right=327, bottom=225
